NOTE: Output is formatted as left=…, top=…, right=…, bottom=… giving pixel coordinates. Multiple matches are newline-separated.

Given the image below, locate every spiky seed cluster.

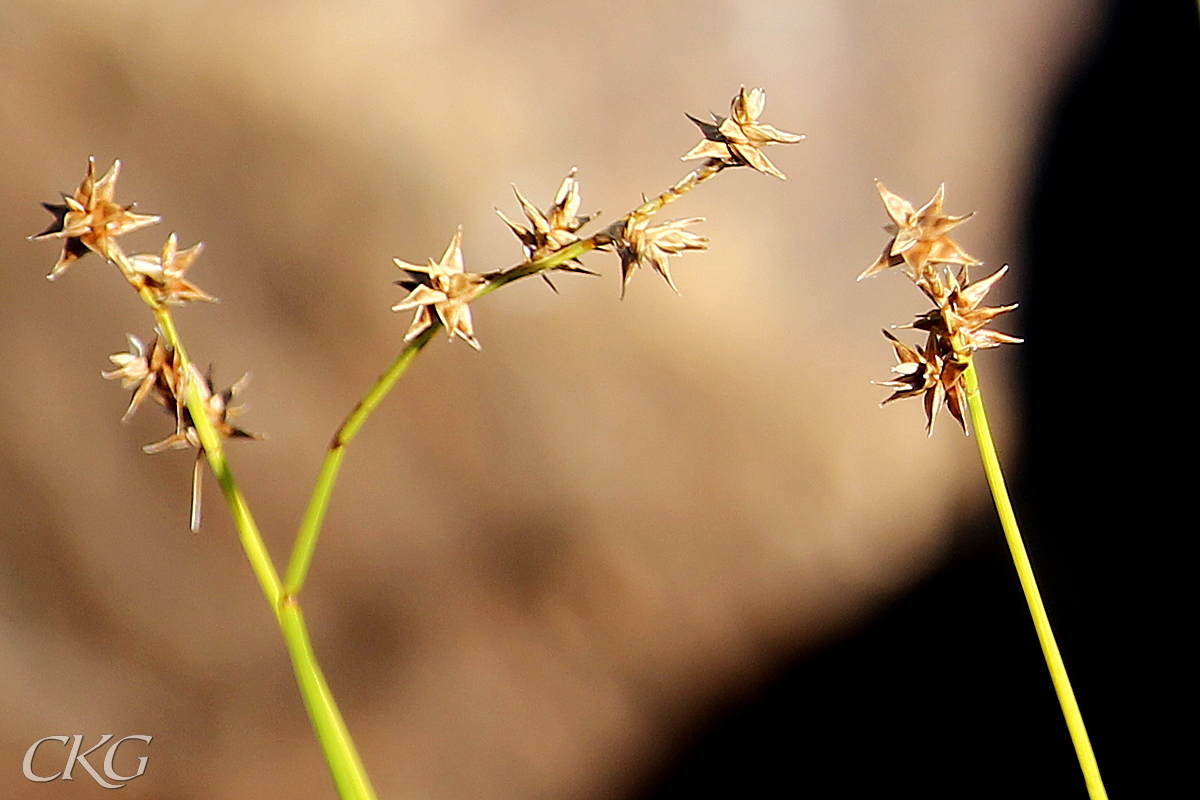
left=32, top=158, right=161, bottom=279
left=616, top=216, right=709, bottom=297
left=33, top=158, right=252, bottom=529
left=392, top=227, right=489, bottom=350
left=388, top=86, right=798, bottom=344
left=101, top=334, right=255, bottom=453
left=496, top=168, right=600, bottom=291
left=127, top=234, right=216, bottom=305
left=862, top=182, right=1022, bottom=434
left=31, top=157, right=214, bottom=305
left=683, top=86, right=805, bottom=180
left=102, top=333, right=256, bottom=530
left=498, top=169, right=596, bottom=264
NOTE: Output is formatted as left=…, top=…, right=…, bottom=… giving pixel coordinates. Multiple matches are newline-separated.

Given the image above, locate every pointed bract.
left=683, top=86, right=803, bottom=180
left=875, top=330, right=969, bottom=435
left=31, top=157, right=161, bottom=279
left=859, top=182, right=979, bottom=281
left=392, top=227, right=489, bottom=349
left=615, top=216, right=708, bottom=297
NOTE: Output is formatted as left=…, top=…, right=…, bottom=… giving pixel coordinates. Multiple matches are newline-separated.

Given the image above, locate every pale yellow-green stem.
left=284, top=164, right=732, bottom=594
left=963, top=361, right=1107, bottom=800
left=284, top=233, right=604, bottom=595
left=628, top=159, right=727, bottom=222
left=150, top=300, right=376, bottom=800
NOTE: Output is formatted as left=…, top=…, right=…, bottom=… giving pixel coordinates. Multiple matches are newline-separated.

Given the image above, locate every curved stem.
left=284, top=232, right=603, bottom=595
left=963, top=362, right=1107, bottom=800
left=285, top=324, right=438, bottom=595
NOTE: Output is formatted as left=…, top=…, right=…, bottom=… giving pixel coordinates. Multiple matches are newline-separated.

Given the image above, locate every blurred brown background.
left=1, top=2, right=1108, bottom=798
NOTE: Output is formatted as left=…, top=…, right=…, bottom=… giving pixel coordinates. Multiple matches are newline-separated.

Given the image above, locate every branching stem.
left=283, top=162, right=727, bottom=594
left=151, top=300, right=376, bottom=800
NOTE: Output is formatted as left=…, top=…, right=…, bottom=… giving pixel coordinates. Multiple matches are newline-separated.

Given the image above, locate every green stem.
left=285, top=323, right=438, bottom=595
left=284, top=233, right=602, bottom=595
left=155, top=306, right=282, bottom=605
left=153, top=305, right=376, bottom=800
left=279, top=600, right=378, bottom=800
left=963, top=361, right=1107, bottom=800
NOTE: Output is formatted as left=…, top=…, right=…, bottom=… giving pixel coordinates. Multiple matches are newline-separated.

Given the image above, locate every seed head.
left=910, top=265, right=1023, bottom=355
left=392, top=227, right=489, bottom=349
left=498, top=168, right=597, bottom=262
left=876, top=330, right=969, bottom=435
left=683, top=86, right=804, bottom=180
left=128, top=234, right=217, bottom=305
left=859, top=182, right=979, bottom=282
left=31, top=157, right=161, bottom=279
left=496, top=168, right=599, bottom=290
left=615, top=216, right=708, bottom=297
left=102, top=333, right=177, bottom=422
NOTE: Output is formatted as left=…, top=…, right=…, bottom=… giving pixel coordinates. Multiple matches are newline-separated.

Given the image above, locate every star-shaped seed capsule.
left=615, top=216, right=708, bottom=297
left=496, top=169, right=598, bottom=290
left=859, top=182, right=980, bottom=281
left=127, top=234, right=217, bottom=305
left=909, top=264, right=1023, bottom=354
left=683, top=86, right=804, bottom=180
left=877, top=330, right=968, bottom=435
left=392, top=227, right=489, bottom=349
left=497, top=168, right=596, bottom=263
left=31, top=157, right=161, bottom=279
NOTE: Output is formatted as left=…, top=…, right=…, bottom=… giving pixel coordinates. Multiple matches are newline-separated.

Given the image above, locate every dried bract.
left=128, top=234, right=217, bottom=305
left=102, top=333, right=177, bottom=422
left=859, top=182, right=979, bottom=281
left=498, top=168, right=596, bottom=265
left=911, top=265, right=1023, bottom=354
left=31, top=157, right=161, bottom=279
left=683, top=86, right=804, bottom=180
left=140, top=363, right=256, bottom=532
left=876, top=330, right=968, bottom=435
left=615, top=216, right=708, bottom=297
left=392, top=227, right=489, bottom=349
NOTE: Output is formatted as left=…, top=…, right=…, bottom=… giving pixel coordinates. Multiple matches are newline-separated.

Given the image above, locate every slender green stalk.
left=285, top=324, right=438, bottom=595
left=154, top=305, right=282, bottom=605
left=963, top=362, right=1107, bottom=800
left=279, top=600, right=378, bottom=800
left=153, top=304, right=376, bottom=800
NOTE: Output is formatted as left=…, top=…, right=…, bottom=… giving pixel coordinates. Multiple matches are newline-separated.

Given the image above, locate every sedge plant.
left=31, top=87, right=802, bottom=800
left=859, top=182, right=1108, bottom=799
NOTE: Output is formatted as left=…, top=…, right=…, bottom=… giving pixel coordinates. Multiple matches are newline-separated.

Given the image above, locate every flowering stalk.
left=36, top=86, right=800, bottom=800
left=862, top=182, right=1106, bottom=798
left=285, top=237, right=598, bottom=593
left=287, top=86, right=802, bottom=593
left=963, top=363, right=1107, bottom=800
left=33, top=158, right=377, bottom=800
